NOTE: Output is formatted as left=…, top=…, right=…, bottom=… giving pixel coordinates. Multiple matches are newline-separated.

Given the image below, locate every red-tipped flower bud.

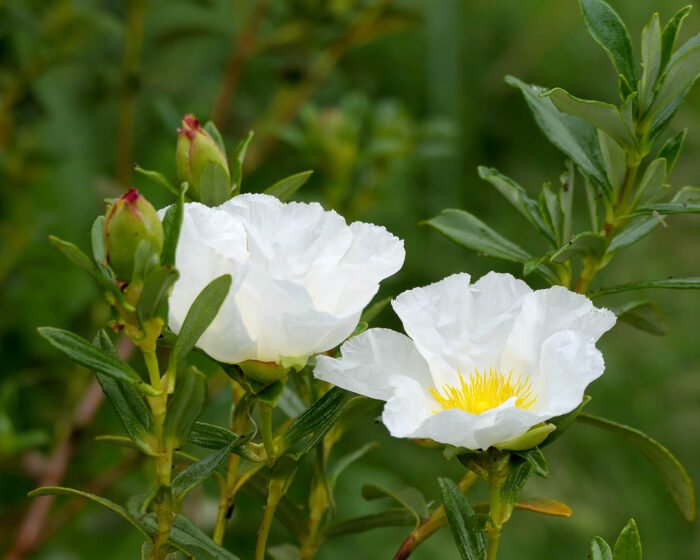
left=176, top=114, right=230, bottom=202
left=104, top=188, right=164, bottom=282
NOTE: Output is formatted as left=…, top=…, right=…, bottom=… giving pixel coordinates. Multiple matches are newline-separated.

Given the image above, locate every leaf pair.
left=591, top=519, right=642, bottom=560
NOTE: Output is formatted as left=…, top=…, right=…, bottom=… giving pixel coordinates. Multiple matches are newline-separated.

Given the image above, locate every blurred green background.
left=1, top=0, right=699, bottom=558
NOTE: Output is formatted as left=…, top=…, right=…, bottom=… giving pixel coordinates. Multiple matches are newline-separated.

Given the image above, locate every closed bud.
left=104, top=188, right=164, bottom=282
left=176, top=114, right=230, bottom=201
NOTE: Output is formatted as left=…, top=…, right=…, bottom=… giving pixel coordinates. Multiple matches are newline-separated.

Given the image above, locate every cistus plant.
left=27, top=1, right=698, bottom=560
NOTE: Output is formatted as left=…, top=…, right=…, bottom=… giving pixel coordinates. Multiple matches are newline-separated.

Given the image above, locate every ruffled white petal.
left=315, top=329, right=432, bottom=400
left=165, top=194, right=405, bottom=363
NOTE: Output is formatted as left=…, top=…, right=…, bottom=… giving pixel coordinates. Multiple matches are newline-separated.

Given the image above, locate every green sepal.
left=495, top=424, right=555, bottom=452
left=239, top=360, right=291, bottom=385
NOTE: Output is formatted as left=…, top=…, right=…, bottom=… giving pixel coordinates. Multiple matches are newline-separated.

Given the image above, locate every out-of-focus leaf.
left=591, top=277, right=700, bottom=297
left=141, top=514, right=239, bottom=560
left=264, top=170, right=313, bottom=202
left=329, top=442, right=379, bottom=487
left=268, top=544, right=301, bottom=560
left=652, top=35, right=700, bottom=117
left=134, top=165, right=179, bottom=196
left=325, top=509, right=416, bottom=539
left=169, top=274, right=231, bottom=369
left=590, top=536, right=613, bottom=560
left=513, top=498, right=572, bottom=517
left=506, top=76, right=610, bottom=194
left=613, top=519, right=643, bottom=560
left=48, top=236, right=99, bottom=278
left=360, top=297, right=391, bottom=324
left=438, top=477, right=487, bottom=560
left=37, top=327, right=155, bottom=394
left=544, top=89, right=635, bottom=149
left=657, top=128, right=687, bottom=173
left=362, top=484, right=428, bottom=523
left=612, top=300, right=667, bottom=335
left=28, top=486, right=150, bottom=540
left=203, top=121, right=225, bottom=152
left=579, top=0, right=637, bottom=89
left=577, top=414, right=696, bottom=521
left=91, top=216, right=106, bottom=264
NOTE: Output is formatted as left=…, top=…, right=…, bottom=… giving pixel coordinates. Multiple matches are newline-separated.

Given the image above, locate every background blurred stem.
left=212, top=0, right=269, bottom=131
left=115, top=0, right=147, bottom=188
left=255, top=477, right=284, bottom=560
left=392, top=471, right=478, bottom=560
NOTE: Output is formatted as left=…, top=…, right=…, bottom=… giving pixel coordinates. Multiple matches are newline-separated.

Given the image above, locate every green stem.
left=485, top=454, right=509, bottom=560
left=255, top=479, right=284, bottom=560
left=260, top=404, right=276, bottom=467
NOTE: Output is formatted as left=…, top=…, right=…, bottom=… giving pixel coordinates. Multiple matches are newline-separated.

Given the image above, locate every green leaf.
left=544, top=88, right=635, bottom=149
left=188, top=422, right=240, bottom=449
left=134, top=165, right=179, bottom=197
left=232, top=130, right=254, bottom=195
left=631, top=158, right=667, bottom=205
left=591, top=277, right=700, bottom=298
left=91, top=216, right=106, bottom=264
left=93, top=331, right=155, bottom=456
left=161, top=183, right=188, bottom=267
left=630, top=202, right=700, bottom=217
left=550, top=231, right=607, bottom=264
left=163, top=367, right=206, bottom=448
left=506, top=76, right=610, bottom=194
left=612, top=300, right=667, bottom=335
left=142, top=514, right=240, bottom=560
left=362, top=484, right=429, bottom=523
left=640, top=13, right=662, bottom=112
left=652, top=36, right=700, bottom=119
left=360, top=296, right=392, bottom=324
left=560, top=161, right=575, bottom=241
left=438, top=477, right=487, bottom=560
left=325, top=509, right=416, bottom=539
left=513, top=447, right=549, bottom=478
left=661, top=6, right=693, bottom=71
left=329, top=442, right=379, bottom=488
left=28, top=486, right=151, bottom=541
left=613, top=519, right=642, bottom=560
left=477, top=166, right=554, bottom=244
left=199, top=161, right=232, bottom=207
left=203, top=121, right=225, bottom=152
left=265, top=170, right=313, bottom=202
left=424, top=209, right=529, bottom=263
left=280, top=388, right=354, bottom=460
left=657, top=128, right=687, bottom=173
left=598, top=130, right=626, bottom=191
left=579, top=0, right=637, bottom=88
left=49, top=236, right=99, bottom=277
left=500, top=459, right=533, bottom=517
left=169, top=274, right=232, bottom=369
left=577, top=414, right=696, bottom=521
left=607, top=216, right=658, bottom=254
left=172, top=442, right=234, bottom=506
left=37, top=327, right=154, bottom=394
left=137, top=266, right=179, bottom=323
left=590, top=536, right=613, bottom=560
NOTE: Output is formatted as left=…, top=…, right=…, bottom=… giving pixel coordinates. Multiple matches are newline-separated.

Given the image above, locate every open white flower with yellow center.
left=165, top=194, right=404, bottom=375
left=315, top=272, right=616, bottom=450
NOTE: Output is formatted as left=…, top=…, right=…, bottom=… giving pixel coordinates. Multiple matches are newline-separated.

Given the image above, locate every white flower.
left=314, top=272, right=616, bottom=450
left=165, top=194, right=405, bottom=366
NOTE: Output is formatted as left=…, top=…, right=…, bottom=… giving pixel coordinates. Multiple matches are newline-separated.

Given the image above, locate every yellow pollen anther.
left=429, top=368, right=536, bottom=415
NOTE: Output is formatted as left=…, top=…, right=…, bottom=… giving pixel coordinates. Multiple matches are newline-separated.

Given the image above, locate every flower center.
left=429, top=368, right=536, bottom=415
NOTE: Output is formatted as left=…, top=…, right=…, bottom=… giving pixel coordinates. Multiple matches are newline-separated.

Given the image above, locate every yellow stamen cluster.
left=430, top=368, right=536, bottom=415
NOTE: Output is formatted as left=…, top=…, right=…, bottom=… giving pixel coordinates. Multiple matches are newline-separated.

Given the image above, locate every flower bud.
left=176, top=114, right=230, bottom=201
left=104, top=188, right=164, bottom=282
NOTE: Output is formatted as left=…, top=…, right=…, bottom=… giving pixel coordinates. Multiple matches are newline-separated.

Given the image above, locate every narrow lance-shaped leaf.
left=506, top=76, right=610, bottom=194
left=477, top=166, right=555, bottom=245
left=37, top=327, right=156, bottom=395
left=172, top=442, right=235, bottom=506
left=163, top=367, right=207, bottom=448
left=544, top=89, right=635, bottom=149
left=28, top=486, right=151, bottom=541
left=134, top=165, right=179, bottom=197
left=657, top=128, right=687, bottom=174
left=577, top=414, right=696, bottom=521
left=640, top=13, right=662, bottom=112
left=361, top=484, right=429, bottom=524
left=93, top=331, right=155, bottom=455
left=579, top=0, right=637, bottom=89
left=591, top=277, right=700, bottom=298
left=590, top=537, right=613, bottom=560
left=169, top=274, right=232, bottom=368
left=91, top=216, right=106, bottom=264
left=265, top=170, right=313, bottom=202
left=660, top=6, right=693, bottom=71
left=550, top=231, right=607, bottom=264
left=137, top=266, right=179, bottom=323
left=651, top=36, right=700, bottom=119
left=612, top=300, right=667, bottom=336
left=161, top=182, right=188, bottom=267
left=325, top=510, right=416, bottom=539
left=438, top=477, right=487, bottom=560
left=231, top=131, right=254, bottom=195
